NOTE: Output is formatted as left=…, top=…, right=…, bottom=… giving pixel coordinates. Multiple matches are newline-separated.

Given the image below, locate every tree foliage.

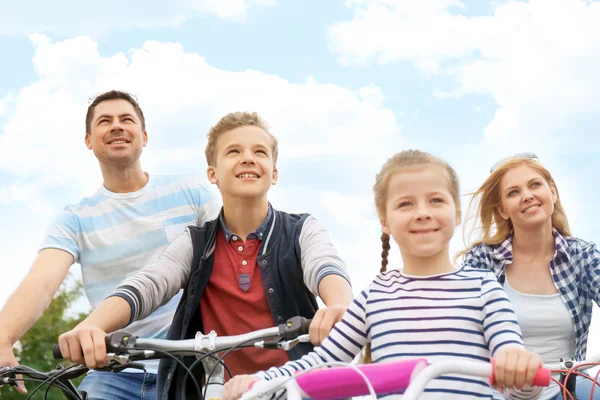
left=1, top=280, right=90, bottom=399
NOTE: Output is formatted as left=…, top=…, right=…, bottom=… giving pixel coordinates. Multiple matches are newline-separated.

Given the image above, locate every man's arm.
left=0, top=248, right=73, bottom=394
left=0, top=249, right=73, bottom=346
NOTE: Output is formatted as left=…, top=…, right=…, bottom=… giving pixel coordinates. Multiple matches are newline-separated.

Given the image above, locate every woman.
left=460, top=153, right=600, bottom=400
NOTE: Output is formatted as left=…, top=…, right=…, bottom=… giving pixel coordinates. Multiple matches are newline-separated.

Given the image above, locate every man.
left=0, top=90, right=220, bottom=399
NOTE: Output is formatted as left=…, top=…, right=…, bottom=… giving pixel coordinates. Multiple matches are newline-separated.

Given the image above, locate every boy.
left=58, top=112, right=354, bottom=399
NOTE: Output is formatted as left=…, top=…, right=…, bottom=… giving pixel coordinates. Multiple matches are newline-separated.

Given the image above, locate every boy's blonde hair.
left=204, top=111, right=279, bottom=166
left=458, top=158, right=571, bottom=258
left=363, top=149, right=461, bottom=363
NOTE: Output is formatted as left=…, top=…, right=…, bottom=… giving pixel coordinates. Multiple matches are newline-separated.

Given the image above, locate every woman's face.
left=497, top=165, right=557, bottom=230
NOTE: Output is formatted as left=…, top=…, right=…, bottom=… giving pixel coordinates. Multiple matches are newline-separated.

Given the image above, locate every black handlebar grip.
left=52, top=344, right=63, bottom=360
left=300, top=317, right=312, bottom=335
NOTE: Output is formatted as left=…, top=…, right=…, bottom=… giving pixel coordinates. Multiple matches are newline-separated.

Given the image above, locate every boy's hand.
left=309, top=306, right=347, bottom=345
left=223, top=375, right=259, bottom=400
left=493, top=347, right=542, bottom=392
left=57, top=325, right=108, bottom=369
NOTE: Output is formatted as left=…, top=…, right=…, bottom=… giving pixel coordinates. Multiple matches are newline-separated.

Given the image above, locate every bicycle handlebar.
left=53, top=316, right=312, bottom=361
left=243, top=359, right=551, bottom=400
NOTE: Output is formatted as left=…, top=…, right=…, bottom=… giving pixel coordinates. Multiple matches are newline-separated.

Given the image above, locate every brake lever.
left=280, top=334, right=310, bottom=351
left=255, top=334, right=310, bottom=351
left=0, top=366, right=17, bottom=386
left=110, top=362, right=146, bottom=373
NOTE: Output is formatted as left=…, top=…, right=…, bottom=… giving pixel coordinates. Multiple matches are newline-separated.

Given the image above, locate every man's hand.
left=0, top=339, right=26, bottom=394
left=493, top=347, right=542, bottom=392
left=309, top=305, right=347, bottom=345
left=223, top=375, right=259, bottom=400
left=57, top=325, right=108, bottom=369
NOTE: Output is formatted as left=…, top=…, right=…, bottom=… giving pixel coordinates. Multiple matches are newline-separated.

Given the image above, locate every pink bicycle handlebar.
left=489, top=359, right=551, bottom=386
left=291, top=359, right=551, bottom=400
left=295, top=358, right=428, bottom=400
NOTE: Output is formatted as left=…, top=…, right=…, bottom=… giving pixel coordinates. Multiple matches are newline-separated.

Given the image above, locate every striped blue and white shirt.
left=40, top=174, right=220, bottom=374
left=257, top=267, right=541, bottom=399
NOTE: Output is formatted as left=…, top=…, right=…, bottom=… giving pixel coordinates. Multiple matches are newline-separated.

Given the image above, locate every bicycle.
left=240, top=357, right=551, bottom=400
left=544, top=353, right=600, bottom=400
left=0, top=316, right=311, bottom=400
left=240, top=352, right=600, bottom=400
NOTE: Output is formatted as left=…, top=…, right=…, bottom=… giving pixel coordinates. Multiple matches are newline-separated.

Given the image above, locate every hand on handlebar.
left=58, top=325, right=108, bottom=369
left=223, top=374, right=259, bottom=400
left=309, top=306, right=347, bottom=346
left=493, top=347, right=543, bottom=393
left=0, top=339, right=26, bottom=394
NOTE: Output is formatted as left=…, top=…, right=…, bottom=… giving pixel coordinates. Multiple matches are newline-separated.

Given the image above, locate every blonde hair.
left=362, top=149, right=461, bottom=363
left=458, top=158, right=571, bottom=258
left=204, top=111, right=278, bottom=166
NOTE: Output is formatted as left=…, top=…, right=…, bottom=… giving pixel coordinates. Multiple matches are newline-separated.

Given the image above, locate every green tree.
left=1, top=280, right=90, bottom=399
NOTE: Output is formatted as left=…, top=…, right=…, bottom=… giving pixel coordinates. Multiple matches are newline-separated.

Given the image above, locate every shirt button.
left=268, top=288, right=274, bottom=293
left=278, top=316, right=283, bottom=321
left=262, top=260, right=267, bottom=265
left=232, top=236, right=238, bottom=241
left=167, top=373, right=172, bottom=380
left=242, top=260, right=248, bottom=266
left=238, top=246, right=243, bottom=251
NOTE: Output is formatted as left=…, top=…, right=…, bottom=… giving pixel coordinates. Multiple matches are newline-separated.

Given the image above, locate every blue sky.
left=1, top=0, right=599, bottom=359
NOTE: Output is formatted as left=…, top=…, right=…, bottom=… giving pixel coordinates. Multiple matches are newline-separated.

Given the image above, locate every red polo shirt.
left=199, top=227, right=290, bottom=379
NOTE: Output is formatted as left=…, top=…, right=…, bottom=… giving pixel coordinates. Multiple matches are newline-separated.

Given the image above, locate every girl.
left=224, top=150, right=543, bottom=400
left=460, top=153, right=600, bottom=400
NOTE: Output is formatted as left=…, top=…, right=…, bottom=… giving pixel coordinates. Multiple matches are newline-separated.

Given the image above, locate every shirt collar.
left=491, top=228, right=571, bottom=263
left=218, top=204, right=273, bottom=242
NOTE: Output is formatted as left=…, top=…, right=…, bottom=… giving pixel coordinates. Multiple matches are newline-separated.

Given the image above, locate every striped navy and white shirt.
left=257, top=267, right=541, bottom=399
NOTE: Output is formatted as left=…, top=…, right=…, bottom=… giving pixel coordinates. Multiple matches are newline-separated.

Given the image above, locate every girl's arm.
left=479, top=274, right=542, bottom=399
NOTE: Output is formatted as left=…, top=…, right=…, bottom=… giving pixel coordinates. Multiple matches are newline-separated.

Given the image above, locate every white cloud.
left=189, top=0, right=277, bottom=20
left=0, top=0, right=278, bottom=36
left=328, top=0, right=600, bottom=150
left=0, top=35, right=401, bottom=192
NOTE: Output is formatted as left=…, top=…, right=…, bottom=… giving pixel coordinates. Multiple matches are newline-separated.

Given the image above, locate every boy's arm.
left=57, top=230, right=195, bottom=369
left=299, top=216, right=352, bottom=296
left=109, top=229, right=194, bottom=323
left=298, top=216, right=354, bottom=344
left=0, top=249, right=73, bottom=394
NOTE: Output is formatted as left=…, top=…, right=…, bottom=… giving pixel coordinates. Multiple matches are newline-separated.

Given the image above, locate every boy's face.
left=207, top=125, right=278, bottom=201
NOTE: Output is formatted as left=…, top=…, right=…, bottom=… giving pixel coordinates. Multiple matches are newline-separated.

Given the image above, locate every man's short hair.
left=85, top=90, right=146, bottom=133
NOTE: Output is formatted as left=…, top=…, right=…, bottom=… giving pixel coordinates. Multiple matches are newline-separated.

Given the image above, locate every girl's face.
left=497, top=165, right=557, bottom=230
left=381, top=164, right=460, bottom=259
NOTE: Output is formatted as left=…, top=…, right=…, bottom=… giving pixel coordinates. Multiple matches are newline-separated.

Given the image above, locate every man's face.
left=207, top=126, right=278, bottom=201
left=85, top=99, right=147, bottom=168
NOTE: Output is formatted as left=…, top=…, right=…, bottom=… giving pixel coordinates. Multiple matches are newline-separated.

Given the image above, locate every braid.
left=362, top=233, right=392, bottom=364
left=380, top=233, right=390, bottom=272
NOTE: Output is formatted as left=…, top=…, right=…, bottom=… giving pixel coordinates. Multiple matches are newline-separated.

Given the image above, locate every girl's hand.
left=493, top=347, right=542, bottom=392
left=223, top=375, right=259, bottom=400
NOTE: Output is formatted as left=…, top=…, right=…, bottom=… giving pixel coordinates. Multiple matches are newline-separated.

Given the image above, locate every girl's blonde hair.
left=362, top=149, right=461, bottom=363
left=458, top=158, right=571, bottom=259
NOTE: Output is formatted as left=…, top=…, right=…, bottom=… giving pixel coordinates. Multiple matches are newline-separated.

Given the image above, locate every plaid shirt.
left=463, top=230, right=600, bottom=361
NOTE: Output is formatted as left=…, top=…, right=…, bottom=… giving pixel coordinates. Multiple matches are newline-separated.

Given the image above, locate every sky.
left=0, top=0, right=599, bottom=366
